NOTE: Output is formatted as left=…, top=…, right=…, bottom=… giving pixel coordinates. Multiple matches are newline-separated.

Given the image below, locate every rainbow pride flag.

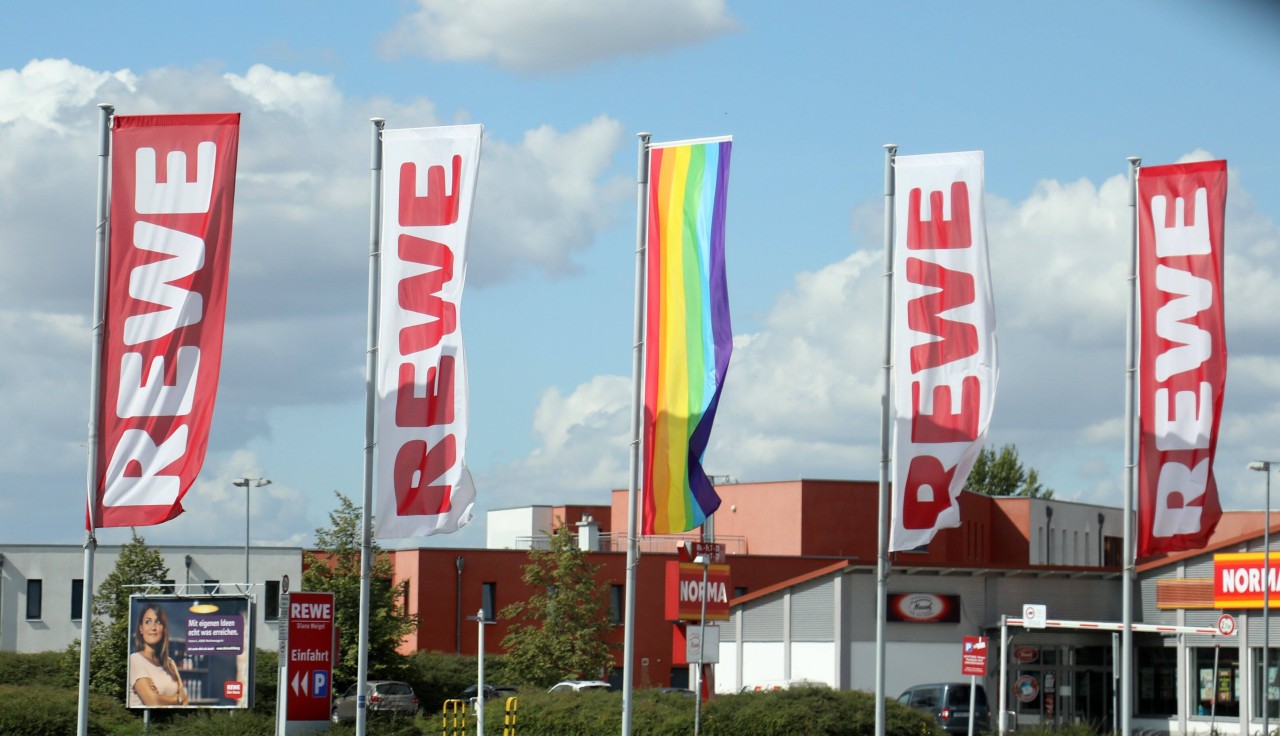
left=642, top=137, right=733, bottom=535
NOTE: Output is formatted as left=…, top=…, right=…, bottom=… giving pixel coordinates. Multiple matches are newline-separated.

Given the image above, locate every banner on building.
left=126, top=595, right=252, bottom=709
left=1213, top=552, right=1278, bottom=608
left=890, top=151, right=998, bottom=551
left=375, top=125, right=481, bottom=539
left=1136, top=160, right=1227, bottom=555
left=642, top=137, right=733, bottom=535
left=94, top=114, right=240, bottom=528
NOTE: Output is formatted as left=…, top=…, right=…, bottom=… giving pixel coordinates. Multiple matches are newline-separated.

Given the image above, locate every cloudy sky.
left=2, top=1, right=1278, bottom=553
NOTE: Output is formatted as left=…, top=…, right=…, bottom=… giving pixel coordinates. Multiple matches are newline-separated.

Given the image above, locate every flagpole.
left=356, top=117, right=386, bottom=736
left=620, top=131, right=651, bottom=736
left=1121, top=155, right=1141, bottom=736
left=76, top=101, right=113, bottom=736
left=874, top=143, right=897, bottom=736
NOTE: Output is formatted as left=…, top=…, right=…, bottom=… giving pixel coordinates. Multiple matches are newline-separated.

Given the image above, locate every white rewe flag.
left=375, top=125, right=482, bottom=539
left=890, top=151, right=998, bottom=551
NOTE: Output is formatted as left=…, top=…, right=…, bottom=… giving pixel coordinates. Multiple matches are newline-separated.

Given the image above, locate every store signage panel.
left=1213, top=553, right=1279, bottom=608
left=887, top=593, right=960, bottom=623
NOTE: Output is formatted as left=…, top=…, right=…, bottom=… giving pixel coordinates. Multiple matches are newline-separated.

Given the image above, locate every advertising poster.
left=126, top=595, right=253, bottom=709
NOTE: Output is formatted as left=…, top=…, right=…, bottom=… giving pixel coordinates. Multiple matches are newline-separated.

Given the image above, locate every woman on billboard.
left=128, top=604, right=189, bottom=707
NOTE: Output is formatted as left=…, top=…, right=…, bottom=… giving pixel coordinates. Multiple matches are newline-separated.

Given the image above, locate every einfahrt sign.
left=285, top=592, right=335, bottom=722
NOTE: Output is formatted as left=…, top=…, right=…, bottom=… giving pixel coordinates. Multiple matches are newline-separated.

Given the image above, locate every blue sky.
left=1, top=0, right=1278, bottom=552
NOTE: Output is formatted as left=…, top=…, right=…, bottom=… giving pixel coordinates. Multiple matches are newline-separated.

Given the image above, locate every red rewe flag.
left=92, top=114, right=240, bottom=528
left=1137, top=160, right=1227, bottom=555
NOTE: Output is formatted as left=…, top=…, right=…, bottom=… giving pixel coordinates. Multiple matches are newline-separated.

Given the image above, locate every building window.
left=160, top=579, right=175, bottom=595
left=1254, top=648, right=1280, bottom=719
left=609, top=585, right=623, bottom=625
left=734, top=587, right=748, bottom=599
left=26, top=579, right=43, bottom=620
left=204, top=579, right=220, bottom=595
left=264, top=580, right=281, bottom=621
left=71, top=579, right=84, bottom=620
left=1103, top=536, right=1123, bottom=567
left=482, top=582, right=496, bottom=622
left=1193, top=646, right=1239, bottom=717
left=1135, top=645, right=1177, bottom=717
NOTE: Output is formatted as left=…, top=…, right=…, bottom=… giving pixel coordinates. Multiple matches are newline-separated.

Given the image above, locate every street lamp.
left=233, top=477, right=271, bottom=592
left=1251, top=460, right=1277, bottom=730
left=693, top=553, right=711, bottom=736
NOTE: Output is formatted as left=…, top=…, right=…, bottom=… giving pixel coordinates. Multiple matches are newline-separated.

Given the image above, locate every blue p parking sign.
left=313, top=670, right=329, bottom=698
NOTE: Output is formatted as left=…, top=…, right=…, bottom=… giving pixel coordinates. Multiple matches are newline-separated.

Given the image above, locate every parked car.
left=331, top=680, right=420, bottom=723
left=548, top=679, right=612, bottom=693
left=898, top=682, right=991, bottom=734
left=458, top=683, right=519, bottom=705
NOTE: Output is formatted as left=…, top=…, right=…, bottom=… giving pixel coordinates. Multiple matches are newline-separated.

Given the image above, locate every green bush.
left=404, top=650, right=516, bottom=714
left=463, top=686, right=938, bottom=736
left=0, top=684, right=136, bottom=736
left=0, top=651, right=73, bottom=688
left=250, top=648, right=278, bottom=713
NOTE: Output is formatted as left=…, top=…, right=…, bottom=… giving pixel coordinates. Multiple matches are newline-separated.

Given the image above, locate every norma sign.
left=961, top=636, right=987, bottom=676
left=1213, top=553, right=1279, bottom=608
left=286, top=592, right=335, bottom=722
left=664, top=561, right=731, bottom=622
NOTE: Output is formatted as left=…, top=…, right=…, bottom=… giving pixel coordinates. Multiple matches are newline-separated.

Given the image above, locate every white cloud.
left=470, top=116, right=630, bottom=282
left=479, top=375, right=632, bottom=507
left=223, top=65, right=341, bottom=118
left=0, top=59, right=136, bottom=131
left=381, top=0, right=739, bottom=73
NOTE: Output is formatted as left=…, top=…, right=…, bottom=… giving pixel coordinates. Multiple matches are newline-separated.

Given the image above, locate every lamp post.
left=1251, top=460, right=1277, bottom=732
left=693, top=553, right=711, bottom=736
left=233, top=477, right=271, bottom=591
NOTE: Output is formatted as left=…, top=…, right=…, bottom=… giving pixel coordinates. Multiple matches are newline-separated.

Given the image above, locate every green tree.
left=500, top=523, right=615, bottom=688
left=65, top=530, right=171, bottom=699
left=965, top=443, right=1055, bottom=498
left=302, top=492, right=417, bottom=689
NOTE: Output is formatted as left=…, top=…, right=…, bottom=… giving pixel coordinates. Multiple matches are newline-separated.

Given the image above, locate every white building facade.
left=0, top=544, right=303, bottom=654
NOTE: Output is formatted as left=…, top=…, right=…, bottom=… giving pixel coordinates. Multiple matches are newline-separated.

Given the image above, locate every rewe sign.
left=664, top=561, right=731, bottom=622
left=286, top=592, right=335, bottom=722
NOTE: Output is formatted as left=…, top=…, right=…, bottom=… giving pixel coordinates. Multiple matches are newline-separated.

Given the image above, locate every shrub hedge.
left=0, top=650, right=944, bottom=736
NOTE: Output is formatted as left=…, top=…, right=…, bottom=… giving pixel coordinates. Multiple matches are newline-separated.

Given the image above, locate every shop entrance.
left=1009, top=645, right=1113, bottom=731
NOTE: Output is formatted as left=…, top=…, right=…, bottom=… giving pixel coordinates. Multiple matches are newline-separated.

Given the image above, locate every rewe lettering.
left=102, top=144, right=215, bottom=507
left=901, top=181, right=981, bottom=530
left=1148, top=187, right=1214, bottom=538
left=391, top=157, right=463, bottom=516
left=291, top=602, right=332, bottom=620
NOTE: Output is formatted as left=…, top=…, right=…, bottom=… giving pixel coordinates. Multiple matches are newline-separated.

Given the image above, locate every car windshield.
left=379, top=683, right=414, bottom=695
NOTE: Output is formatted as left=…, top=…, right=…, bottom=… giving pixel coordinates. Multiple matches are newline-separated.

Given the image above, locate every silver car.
left=331, top=680, right=420, bottom=722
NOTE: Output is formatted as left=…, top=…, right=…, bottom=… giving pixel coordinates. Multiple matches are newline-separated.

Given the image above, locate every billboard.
left=127, top=595, right=252, bottom=709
